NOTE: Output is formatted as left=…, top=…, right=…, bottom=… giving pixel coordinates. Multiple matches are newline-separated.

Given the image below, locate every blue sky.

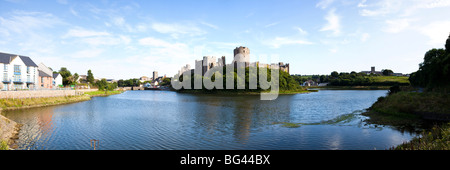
left=1, top=0, right=450, bottom=79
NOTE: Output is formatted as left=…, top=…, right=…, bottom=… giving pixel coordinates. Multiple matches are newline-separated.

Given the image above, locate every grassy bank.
left=363, top=90, right=450, bottom=150
left=84, top=90, right=123, bottom=97
left=0, top=90, right=124, bottom=110
left=363, top=91, right=450, bottom=126
left=1, top=140, right=9, bottom=150
left=0, top=95, right=92, bottom=110
left=177, top=89, right=314, bottom=95
left=393, top=123, right=450, bottom=150
left=313, top=86, right=392, bottom=90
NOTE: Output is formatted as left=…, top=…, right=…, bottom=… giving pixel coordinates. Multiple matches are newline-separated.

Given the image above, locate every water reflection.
left=3, top=90, right=418, bottom=150
left=178, top=94, right=294, bottom=144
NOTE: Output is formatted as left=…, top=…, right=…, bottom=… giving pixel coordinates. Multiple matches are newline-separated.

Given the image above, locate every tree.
left=96, top=79, right=108, bottom=90
left=59, top=67, right=72, bottom=86
left=331, top=71, right=339, bottom=78
left=72, top=73, right=79, bottom=85
left=382, top=69, right=394, bottom=76
left=87, top=70, right=95, bottom=84
left=160, top=78, right=171, bottom=86
left=445, top=33, right=450, bottom=53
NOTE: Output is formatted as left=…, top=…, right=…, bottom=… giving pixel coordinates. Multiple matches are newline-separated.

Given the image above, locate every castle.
left=178, top=46, right=290, bottom=76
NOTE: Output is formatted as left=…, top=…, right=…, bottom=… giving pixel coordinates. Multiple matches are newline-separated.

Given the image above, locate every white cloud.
left=320, top=8, right=341, bottom=36
left=63, top=27, right=131, bottom=46
left=200, top=21, right=219, bottom=29
left=69, top=8, right=78, bottom=17
left=357, top=0, right=367, bottom=7
left=359, top=0, right=450, bottom=17
left=137, top=37, right=194, bottom=76
left=151, top=22, right=206, bottom=39
left=418, top=21, right=450, bottom=46
left=264, top=22, right=279, bottom=28
left=264, top=37, right=314, bottom=48
left=0, top=11, right=64, bottom=35
left=139, top=37, right=172, bottom=47
left=70, top=49, right=104, bottom=59
left=360, top=33, right=370, bottom=42
left=64, top=27, right=110, bottom=38
left=358, top=0, right=401, bottom=17
left=294, top=27, right=308, bottom=35
left=383, top=18, right=413, bottom=33
left=316, top=0, right=335, bottom=9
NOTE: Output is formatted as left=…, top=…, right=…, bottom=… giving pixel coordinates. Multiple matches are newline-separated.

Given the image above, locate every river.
left=2, top=90, right=417, bottom=150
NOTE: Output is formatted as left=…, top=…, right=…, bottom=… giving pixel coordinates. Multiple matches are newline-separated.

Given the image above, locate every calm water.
left=2, top=90, right=417, bottom=150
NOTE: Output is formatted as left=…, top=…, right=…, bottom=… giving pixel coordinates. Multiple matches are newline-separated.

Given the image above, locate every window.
left=14, top=65, right=21, bottom=75
left=27, top=66, right=30, bottom=74
left=27, top=75, right=31, bottom=82
left=3, top=64, right=7, bottom=71
left=14, top=75, right=21, bottom=82
left=3, top=73, right=7, bottom=81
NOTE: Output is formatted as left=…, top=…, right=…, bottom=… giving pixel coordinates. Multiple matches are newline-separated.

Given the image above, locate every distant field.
left=370, top=76, right=410, bottom=84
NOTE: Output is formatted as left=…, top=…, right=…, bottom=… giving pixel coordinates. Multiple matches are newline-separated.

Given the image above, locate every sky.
left=1, top=0, right=450, bottom=79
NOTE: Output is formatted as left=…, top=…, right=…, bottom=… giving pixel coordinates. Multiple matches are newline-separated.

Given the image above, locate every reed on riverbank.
left=84, top=90, right=123, bottom=97
left=0, top=95, right=91, bottom=110
left=393, top=123, right=450, bottom=150
left=0, top=90, right=123, bottom=110
left=363, top=91, right=450, bottom=126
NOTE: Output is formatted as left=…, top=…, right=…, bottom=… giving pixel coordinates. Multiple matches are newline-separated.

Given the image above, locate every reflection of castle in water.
left=181, top=94, right=293, bottom=143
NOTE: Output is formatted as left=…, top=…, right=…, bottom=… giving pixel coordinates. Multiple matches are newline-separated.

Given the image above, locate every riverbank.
left=362, top=90, right=450, bottom=150
left=0, top=113, right=21, bottom=150
left=0, top=90, right=124, bottom=111
left=176, top=89, right=315, bottom=95
left=312, top=86, right=392, bottom=90
left=83, top=90, right=123, bottom=97
left=0, top=90, right=123, bottom=149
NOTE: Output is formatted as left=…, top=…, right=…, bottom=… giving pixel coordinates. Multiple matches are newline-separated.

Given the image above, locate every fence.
left=0, top=89, right=96, bottom=99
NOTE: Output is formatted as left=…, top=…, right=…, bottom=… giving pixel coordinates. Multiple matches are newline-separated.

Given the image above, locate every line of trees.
left=176, top=67, right=303, bottom=92
left=292, top=70, right=409, bottom=86
left=56, top=68, right=117, bottom=90
left=409, top=34, right=450, bottom=91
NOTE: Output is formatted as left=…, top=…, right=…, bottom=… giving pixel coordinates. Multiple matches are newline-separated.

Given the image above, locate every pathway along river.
left=2, top=90, right=418, bottom=150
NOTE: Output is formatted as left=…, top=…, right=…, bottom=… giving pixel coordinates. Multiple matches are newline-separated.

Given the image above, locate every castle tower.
left=233, top=46, right=250, bottom=67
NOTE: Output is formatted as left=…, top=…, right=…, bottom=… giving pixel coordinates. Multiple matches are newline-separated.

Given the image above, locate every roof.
left=0, top=52, right=13, bottom=64
left=39, top=70, right=52, bottom=77
left=19, top=56, right=38, bottom=67
left=53, top=73, right=60, bottom=79
left=0, top=52, right=38, bottom=67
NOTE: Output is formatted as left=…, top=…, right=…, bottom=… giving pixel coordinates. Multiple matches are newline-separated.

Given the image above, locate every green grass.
left=84, top=90, right=123, bottom=97
left=363, top=91, right=450, bottom=125
left=363, top=91, right=450, bottom=150
left=393, top=123, right=450, bottom=150
left=314, top=86, right=392, bottom=90
left=371, top=76, right=410, bottom=84
left=0, top=140, right=9, bottom=150
left=281, top=122, right=302, bottom=128
left=0, top=95, right=91, bottom=110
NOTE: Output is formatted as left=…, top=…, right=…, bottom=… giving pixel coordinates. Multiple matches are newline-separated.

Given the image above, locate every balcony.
left=13, top=79, right=24, bottom=84
left=2, top=79, right=11, bottom=83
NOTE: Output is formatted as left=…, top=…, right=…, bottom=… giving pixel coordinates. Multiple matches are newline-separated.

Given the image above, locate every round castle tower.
left=233, top=46, right=250, bottom=64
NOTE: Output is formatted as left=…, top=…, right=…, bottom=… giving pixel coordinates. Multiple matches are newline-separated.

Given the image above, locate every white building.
left=53, top=73, right=63, bottom=87
left=0, top=52, right=39, bottom=90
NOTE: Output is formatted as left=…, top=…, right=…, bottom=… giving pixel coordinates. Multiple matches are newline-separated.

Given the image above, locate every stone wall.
left=0, top=113, right=20, bottom=149
left=0, top=89, right=94, bottom=99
